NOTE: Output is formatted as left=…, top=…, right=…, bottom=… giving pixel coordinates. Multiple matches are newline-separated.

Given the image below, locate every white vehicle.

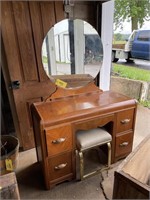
left=112, top=30, right=150, bottom=62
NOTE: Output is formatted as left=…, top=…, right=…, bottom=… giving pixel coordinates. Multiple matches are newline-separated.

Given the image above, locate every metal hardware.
left=52, top=138, right=66, bottom=144
left=121, top=119, right=130, bottom=124
left=64, top=0, right=74, bottom=6
left=9, top=81, right=20, bottom=89
left=107, top=142, right=111, bottom=168
left=119, top=142, right=129, bottom=147
left=54, top=163, right=67, bottom=170
left=79, top=151, right=84, bottom=181
left=64, top=0, right=74, bottom=18
left=64, top=4, right=72, bottom=13
left=78, top=142, right=111, bottom=181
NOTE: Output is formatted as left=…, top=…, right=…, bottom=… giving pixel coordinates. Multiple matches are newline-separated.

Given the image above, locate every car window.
left=137, top=31, right=150, bottom=41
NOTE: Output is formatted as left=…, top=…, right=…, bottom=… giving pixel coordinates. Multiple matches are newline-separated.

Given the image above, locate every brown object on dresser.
left=31, top=82, right=137, bottom=189
left=113, top=135, right=150, bottom=199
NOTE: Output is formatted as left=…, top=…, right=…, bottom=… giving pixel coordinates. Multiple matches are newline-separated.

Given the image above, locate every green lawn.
left=139, top=100, right=150, bottom=108
left=112, top=64, right=150, bottom=82
left=113, top=41, right=126, bottom=44
left=112, top=63, right=150, bottom=108
left=42, top=56, right=47, bottom=63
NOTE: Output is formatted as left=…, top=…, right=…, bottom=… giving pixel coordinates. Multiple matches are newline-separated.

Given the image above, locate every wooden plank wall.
left=1, top=1, right=99, bottom=150
left=1, top=1, right=65, bottom=149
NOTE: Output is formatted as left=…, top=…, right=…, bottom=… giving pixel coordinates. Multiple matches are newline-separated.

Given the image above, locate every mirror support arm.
left=69, top=20, right=75, bottom=74
left=64, top=0, right=74, bottom=19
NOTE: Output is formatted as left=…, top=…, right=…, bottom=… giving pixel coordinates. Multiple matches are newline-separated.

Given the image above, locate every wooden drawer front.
left=75, top=114, right=114, bottom=131
left=115, top=132, right=133, bottom=158
left=45, top=124, right=72, bottom=156
left=116, top=109, right=134, bottom=133
left=48, top=152, right=73, bottom=181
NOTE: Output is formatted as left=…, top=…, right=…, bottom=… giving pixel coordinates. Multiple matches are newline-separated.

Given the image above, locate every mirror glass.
left=42, top=19, right=103, bottom=88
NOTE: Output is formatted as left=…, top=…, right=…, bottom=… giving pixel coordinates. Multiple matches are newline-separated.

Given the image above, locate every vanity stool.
left=76, top=128, right=112, bottom=180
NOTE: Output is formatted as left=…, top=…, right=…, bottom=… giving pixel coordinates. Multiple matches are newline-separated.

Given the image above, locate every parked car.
left=112, top=30, right=150, bottom=62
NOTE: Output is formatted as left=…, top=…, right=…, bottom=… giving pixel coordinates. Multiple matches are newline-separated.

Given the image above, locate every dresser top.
left=32, top=90, right=136, bottom=126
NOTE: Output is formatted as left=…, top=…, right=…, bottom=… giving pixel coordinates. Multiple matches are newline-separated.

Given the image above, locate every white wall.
left=100, top=0, right=114, bottom=91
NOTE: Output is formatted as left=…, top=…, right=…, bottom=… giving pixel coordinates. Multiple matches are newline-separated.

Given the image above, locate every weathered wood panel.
left=0, top=172, right=20, bottom=199
left=1, top=1, right=61, bottom=149
left=29, top=2, right=47, bottom=81
left=13, top=2, right=38, bottom=81
left=1, top=1, right=100, bottom=150
left=113, top=136, right=150, bottom=199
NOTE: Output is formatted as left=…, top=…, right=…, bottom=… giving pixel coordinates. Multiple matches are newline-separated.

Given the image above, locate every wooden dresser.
left=113, top=135, right=150, bottom=199
left=31, top=82, right=137, bottom=189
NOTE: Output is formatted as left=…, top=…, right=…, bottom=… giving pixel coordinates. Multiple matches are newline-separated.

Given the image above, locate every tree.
left=114, top=0, right=150, bottom=31
left=114, top=33, right=123, bottom=41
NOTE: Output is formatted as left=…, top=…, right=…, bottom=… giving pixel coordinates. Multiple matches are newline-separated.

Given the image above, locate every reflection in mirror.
left=42, top=19, right=103, bottom=88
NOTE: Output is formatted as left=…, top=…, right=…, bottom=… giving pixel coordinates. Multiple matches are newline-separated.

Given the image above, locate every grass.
left=112, top=63, right=150, bottom=108
left=113, top=41, right=126, bottom=44
left=42, top=56, right=47, bottom=63
left=112, top=64, right=150, bottom=82
left=139, top=100, right=150, bottom=108
left=42, top=56, right=70, bottom=64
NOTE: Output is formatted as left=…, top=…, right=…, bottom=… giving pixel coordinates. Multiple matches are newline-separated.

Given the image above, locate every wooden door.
left=1, top=1, right=100, bottom=150
left=1, top=1, right=65, bottom=150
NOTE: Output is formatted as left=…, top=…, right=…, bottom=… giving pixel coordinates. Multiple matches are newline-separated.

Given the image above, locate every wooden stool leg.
left=79, top=151, right=84, bottom=180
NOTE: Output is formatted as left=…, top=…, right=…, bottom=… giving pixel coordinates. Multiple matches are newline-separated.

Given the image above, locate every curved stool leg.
left=107, top=142, right=111, bottom=168
left=76, top=128, right=112, bottom=181
left=79, top=151, right=84, bottom=181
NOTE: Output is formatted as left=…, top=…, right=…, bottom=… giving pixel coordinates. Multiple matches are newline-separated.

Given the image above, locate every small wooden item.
left=113, top=135, right=150, bottom=199
left=0, top=172, right=20, bottom=199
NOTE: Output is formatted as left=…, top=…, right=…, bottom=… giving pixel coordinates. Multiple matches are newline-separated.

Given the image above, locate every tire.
left=125, top=58, right=134, bottom=63
left=125, top=52, right=134, bottom=63
left=112, top=51, right=119, bottom=62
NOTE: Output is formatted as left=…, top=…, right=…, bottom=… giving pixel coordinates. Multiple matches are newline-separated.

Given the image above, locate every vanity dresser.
left=31, top=19, right=137, bottom=189
left=32, top=81, right=137, bottom=189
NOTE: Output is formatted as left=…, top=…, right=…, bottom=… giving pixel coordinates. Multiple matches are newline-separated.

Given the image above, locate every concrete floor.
left=16, top=105, right=150, bottom=199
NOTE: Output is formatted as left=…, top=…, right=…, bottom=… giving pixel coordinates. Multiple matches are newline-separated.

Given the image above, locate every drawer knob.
left=52, top=138, right=66, bottom=144
left=54, top=163, right=67, bottom=170
left=119, top=142, right=129, bottom=147
left=120, top=119, right=130, bottom=124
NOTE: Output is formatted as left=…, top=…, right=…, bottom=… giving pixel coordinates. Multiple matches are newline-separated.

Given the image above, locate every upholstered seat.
left=76, top=128, right=112, bottom=180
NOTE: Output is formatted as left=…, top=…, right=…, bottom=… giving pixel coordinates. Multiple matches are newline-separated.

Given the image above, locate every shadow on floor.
left=16, top=149, right=112, bottom=200
left=16, top=105, right=150, bottom=199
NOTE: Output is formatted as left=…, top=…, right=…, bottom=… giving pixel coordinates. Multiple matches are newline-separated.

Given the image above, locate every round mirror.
left=42, top=19, right=103, bottom=89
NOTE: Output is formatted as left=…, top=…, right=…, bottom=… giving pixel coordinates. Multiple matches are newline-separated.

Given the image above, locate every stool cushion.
left=76, top=128, right=112, bottom=151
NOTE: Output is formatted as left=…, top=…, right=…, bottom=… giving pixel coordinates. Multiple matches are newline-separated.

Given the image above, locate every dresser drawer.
left=48, top=152, right=73, bottom=181
left=115, top=132, right=133, bottom=158
left=45, top=124, right=72, bottom=156
left=116, top=109, right=134, bottom=133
